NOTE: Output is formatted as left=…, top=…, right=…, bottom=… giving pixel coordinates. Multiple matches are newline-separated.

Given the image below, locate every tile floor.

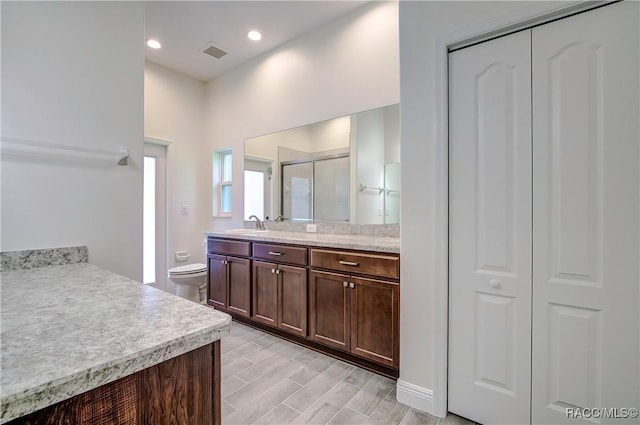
left=221, top=321, right=476, bottom=425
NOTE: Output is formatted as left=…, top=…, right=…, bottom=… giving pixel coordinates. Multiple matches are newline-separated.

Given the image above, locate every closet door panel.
left=532, top=2, right=639, bottom=423
left=449, top=29, right=532, bottom=425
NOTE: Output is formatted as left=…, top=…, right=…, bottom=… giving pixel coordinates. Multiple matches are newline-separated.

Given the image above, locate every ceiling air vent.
left=202, top=43, right=227, bottom=59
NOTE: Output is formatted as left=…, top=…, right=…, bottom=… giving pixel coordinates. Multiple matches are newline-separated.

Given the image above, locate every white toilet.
left=168, top=263, right=207, bottom=303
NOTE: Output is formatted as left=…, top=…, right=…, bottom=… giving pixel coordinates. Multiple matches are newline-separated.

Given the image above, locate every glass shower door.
left=314, top=157, right=350, bottom=222
left=281, top=162, right=313, bottom=221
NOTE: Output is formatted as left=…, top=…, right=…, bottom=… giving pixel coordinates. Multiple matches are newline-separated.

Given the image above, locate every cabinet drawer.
left=253, top=243, right=308, bottom=266
left=310, top=249, right=399, bottom=279
left=207, top=238, right=251, bottom=257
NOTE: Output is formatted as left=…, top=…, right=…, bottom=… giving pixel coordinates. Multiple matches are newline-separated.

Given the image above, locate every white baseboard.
left=396, top=380, right=440, bottom=417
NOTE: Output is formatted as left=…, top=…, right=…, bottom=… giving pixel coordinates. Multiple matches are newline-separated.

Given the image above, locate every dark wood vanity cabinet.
left=207, top=239, right=251, bottom=318
left=252, top=243, right=308, bottom=337
left=206, top=236, right=399, bottom=373
left=309, top=249, right=400, bottom=369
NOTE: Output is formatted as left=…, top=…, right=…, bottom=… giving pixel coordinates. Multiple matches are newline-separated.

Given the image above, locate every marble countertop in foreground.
left=0, top=263, right=231, bottom=423
left=205, top=230, right=400, bottom=254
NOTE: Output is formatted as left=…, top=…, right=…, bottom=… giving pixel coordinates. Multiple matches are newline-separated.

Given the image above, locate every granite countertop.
left=0, top=263, right=231, bottom=423
left=205, top=230, right=400, bottom=254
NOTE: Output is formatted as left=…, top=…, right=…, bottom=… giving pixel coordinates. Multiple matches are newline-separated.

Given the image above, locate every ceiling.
left=144, top=1, right=369, bottom=83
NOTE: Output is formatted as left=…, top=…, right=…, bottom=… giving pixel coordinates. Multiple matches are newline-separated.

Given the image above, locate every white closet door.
left=532, top=2, right=640, bottom=423
left=449, top=30, right=532, bottom=425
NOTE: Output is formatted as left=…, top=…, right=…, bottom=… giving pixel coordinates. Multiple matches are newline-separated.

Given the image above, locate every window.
left=213, top=149, right=232, bottom=216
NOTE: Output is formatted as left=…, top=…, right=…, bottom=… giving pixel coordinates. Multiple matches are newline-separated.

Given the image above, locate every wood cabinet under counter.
left=309, top=247, right=400, bottom=369
left=1, top=263, right=230, bottom=425
left=250, top=239, right=309, bottom=338
left=253, top=260, right=307, bottom=337
left=7, top=344, right=220, bottom=425
left=205, top=233, right=400, bottom=376
left=207, top=239, right=251, bottom=317
left=308, top=270, right=399, bottom=368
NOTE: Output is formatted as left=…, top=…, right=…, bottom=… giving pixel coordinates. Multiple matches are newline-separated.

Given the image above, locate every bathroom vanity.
left=205, top=231, right=400, bottom=377
left=0, top=263, right=231, bottom=425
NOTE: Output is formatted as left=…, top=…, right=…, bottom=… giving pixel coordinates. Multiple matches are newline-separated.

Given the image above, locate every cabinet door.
left=350, top=276, right=399, bottom=368
left=309, top=270, right=350, bottom=351
left=208, top=254, right=228, bottom=310
left=278, top=265, right=307, bottom=337
left=227, top=257, right=251, bottom=318
left=252, top=261, right=278, bottom=327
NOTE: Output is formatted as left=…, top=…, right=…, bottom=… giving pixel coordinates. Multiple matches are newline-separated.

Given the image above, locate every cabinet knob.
left=489, top=279, right=501, bottom=289
left=343, top=281, right=349, bottom=287
left=349, top=282, right=355, bottom=289
left=275, top=269, right=281, bottom=275
left=271, top=269, right=275, bottom=274
left=222, top=260, right=228, bottom=265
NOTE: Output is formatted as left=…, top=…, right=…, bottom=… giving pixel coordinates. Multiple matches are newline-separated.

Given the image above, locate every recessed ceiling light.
left=146, top=39, right=162, bottom=49
left=247, top=30, right=262, bottom=42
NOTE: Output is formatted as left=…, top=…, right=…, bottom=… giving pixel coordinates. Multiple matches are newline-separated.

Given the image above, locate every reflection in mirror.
left=244, top=104, right=399, bottom=224
left=281, top=147, right=350, bottom=223
left=314, top=156, right=349, bottom=222
left=282, top=161, right=312, bottom=221
left=384, top=162, right=400, bottom=224
left=244, top=158, right=272, bottom=220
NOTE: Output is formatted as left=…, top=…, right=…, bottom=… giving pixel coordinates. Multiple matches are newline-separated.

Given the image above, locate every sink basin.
left=225, top=228, right=270, bottom=234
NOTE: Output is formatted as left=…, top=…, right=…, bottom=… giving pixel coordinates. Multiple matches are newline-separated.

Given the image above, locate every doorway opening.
left=244, top=158, right=272, bottom=220
left=143, top=142, right=167, bottom=289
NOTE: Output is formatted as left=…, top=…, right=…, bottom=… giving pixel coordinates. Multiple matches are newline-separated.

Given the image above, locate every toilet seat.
left=168, top=263, right=207, bottom=276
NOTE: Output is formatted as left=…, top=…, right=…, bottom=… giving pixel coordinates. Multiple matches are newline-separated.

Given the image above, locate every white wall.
left=1, top=1, right=144, bottom=280
left=398, top=0, right=541, bottom=415
left=144, top=62, right=206, bottom=292
left=203, top=1, right=399, bottom=230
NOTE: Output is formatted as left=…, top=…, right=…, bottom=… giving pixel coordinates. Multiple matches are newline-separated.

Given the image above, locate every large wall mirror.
left=244, top=104, right=399, bottom=225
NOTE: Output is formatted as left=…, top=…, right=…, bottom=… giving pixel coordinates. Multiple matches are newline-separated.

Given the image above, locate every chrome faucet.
left=248, top=215, right=265, bottom=230
left=274, top=215, right=286, bottom=222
